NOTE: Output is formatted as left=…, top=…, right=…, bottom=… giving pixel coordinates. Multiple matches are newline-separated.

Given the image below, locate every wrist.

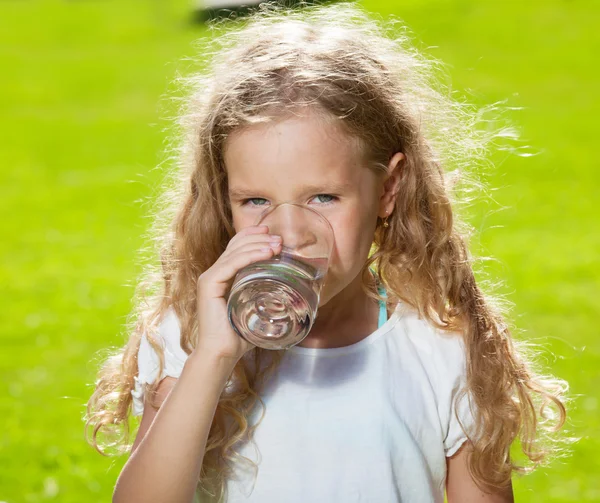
left=187, top=349, right=240, bottom=375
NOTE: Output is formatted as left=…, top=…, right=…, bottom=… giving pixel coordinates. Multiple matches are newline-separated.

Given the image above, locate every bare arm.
left=130, top=376, right=177, bottom=457
left=113, top=224, right=278, bottom=502
left=113, top=353, right=237, bottom=503
left=446, top=442, right=514, bottom=503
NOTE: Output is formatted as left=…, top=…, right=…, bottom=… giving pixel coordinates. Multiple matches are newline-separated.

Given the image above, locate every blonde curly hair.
left=85, top=2, right=568, bottom=501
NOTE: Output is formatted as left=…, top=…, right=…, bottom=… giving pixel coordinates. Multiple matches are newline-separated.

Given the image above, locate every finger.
left=227, top=225, right=270, bottom=248
left=224, top=232, right=282, bottom=256
left=199, top=245, right=280, bottom=299
left=223, top=241, right=282, bottom=270
left=230, top=241, right=282, bottom=258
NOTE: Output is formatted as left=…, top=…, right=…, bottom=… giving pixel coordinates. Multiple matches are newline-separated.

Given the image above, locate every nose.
left=275, top=204, right=318, bottom=252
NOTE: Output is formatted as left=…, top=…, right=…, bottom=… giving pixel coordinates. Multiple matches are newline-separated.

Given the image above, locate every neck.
left=297, top=270, right=380, bottom=349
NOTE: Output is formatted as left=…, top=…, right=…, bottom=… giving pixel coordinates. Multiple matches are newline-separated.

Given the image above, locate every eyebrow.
left=229, top=181, right=354, bottom=199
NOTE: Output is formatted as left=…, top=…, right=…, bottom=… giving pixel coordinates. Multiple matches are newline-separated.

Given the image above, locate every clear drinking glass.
left=227, top=202, right=335, bottom=350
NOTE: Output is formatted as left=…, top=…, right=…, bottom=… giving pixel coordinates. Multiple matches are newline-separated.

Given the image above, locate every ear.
left=378, top=152, right=405, bottom=219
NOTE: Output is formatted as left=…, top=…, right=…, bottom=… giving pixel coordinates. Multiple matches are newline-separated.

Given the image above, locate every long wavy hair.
left=85, top=2, right=569, bottom=500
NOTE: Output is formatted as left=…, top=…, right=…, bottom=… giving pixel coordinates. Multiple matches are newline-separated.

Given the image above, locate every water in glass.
left=227, top=251, right=328, bottom=350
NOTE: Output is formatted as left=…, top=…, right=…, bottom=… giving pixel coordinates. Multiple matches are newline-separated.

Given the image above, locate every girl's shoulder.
left=132, top=306, right=188, bottom=416
left=393, top=305, right=476, bottom=454
left=146, top=305, right=182, bottom=346
left=137, top=305, right=188, bottom=379
left=394, top=305, right=469, bottom=386
left=397, top=304, right=466, bottom=348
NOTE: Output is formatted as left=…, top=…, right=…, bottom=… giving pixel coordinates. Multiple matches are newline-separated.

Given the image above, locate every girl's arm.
left=130, top=376, right=177, bottom=456
left=112, top=352, right=237, bottom=503
left=446, top=442, right=515, bottom=503
left=113, top=225, right=275, bottom=502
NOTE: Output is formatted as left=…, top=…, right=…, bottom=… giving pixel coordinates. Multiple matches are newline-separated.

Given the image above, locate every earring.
left=381, top=209, right=390, bottom=228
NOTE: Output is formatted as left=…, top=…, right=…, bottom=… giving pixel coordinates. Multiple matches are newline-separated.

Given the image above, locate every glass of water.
left=227, top=202, right=335, bottom=350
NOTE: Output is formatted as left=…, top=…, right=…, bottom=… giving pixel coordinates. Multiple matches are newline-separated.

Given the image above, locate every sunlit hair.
left=85, top=2, right=569, bottom=500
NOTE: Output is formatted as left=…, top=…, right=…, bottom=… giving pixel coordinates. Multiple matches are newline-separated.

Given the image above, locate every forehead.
left=224, top=114, right=370, bottom=197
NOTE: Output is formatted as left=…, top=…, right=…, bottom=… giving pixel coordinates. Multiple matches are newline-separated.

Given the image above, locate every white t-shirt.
left=132, top=302, right=476, bottom=503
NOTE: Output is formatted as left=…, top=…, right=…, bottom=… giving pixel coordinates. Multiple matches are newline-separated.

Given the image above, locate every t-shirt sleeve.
left=130, top=307, right=189, bottom=416
left=439, top=335, right=477, bottom=457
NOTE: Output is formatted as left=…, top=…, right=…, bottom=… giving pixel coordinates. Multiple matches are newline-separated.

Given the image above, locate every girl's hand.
left=192, top=224, right=282, bottom=363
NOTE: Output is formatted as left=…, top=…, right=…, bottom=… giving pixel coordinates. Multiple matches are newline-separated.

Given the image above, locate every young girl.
left=85, top=3, right=568, bottom=502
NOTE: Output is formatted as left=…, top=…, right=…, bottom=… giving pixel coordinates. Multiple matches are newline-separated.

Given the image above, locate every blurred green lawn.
left=1, top=0, right=598, bottom=501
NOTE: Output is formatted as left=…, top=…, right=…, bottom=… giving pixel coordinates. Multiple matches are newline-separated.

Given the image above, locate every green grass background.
left=1, top=0, right=597, bottom=501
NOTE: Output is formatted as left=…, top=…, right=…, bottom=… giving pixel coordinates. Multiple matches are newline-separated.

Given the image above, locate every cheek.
left=329, top=209, right=376, bottom=270
left=231, top=208, right=257, bottom=233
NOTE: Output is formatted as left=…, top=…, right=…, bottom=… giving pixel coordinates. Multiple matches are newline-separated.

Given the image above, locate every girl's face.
left=224, top=111, right=401, bottom=306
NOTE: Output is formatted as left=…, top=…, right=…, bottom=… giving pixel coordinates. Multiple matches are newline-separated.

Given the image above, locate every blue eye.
left=241, top=194, right=338, bottom=207
left=312, top=194, right=337, bottom=205
left=243, top=198, right=268, bottom=207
